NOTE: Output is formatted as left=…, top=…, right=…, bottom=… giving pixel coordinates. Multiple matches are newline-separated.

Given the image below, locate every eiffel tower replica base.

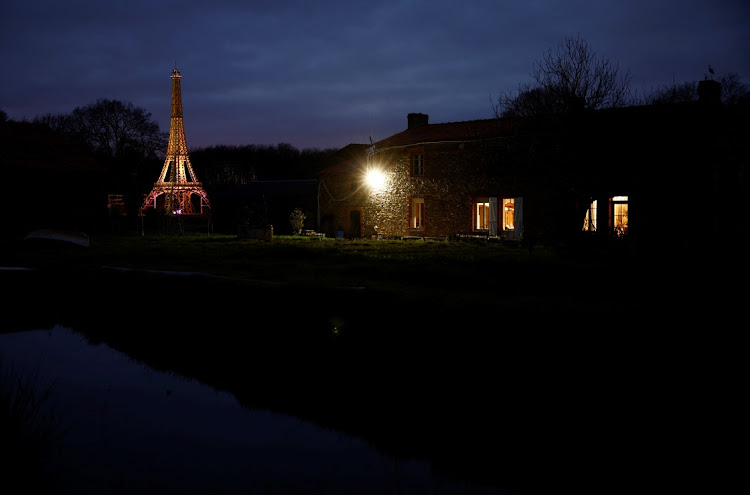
left=141, top=185, right=210, bottom=216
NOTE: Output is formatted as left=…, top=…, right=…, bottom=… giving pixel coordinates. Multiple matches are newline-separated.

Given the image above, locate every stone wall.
left=320, top=142, right=515, bottom=239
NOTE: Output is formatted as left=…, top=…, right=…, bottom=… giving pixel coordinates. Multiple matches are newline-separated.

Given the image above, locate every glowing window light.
left=365, top=168, right=386, bottom=191
left=475, top=200, right=490, bottom=230
left=503, top=198, right=515, bottom=230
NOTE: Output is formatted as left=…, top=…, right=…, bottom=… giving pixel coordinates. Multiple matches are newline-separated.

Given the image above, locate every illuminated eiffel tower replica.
left=140, top=67, right=210, bottom=216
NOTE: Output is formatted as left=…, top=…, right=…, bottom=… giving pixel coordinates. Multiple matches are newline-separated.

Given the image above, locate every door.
left=349, top=210, right=361, bottom=238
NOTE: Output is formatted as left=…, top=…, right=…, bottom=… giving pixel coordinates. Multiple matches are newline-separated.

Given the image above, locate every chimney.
left=698, top=79, right=721, bottom=105
left=407, top=113, right=429, bottom=130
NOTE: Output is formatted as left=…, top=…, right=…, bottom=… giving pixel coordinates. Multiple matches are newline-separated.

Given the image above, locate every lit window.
left=583, top=200, right=597, bottom=232
left=412, top=154, right=424, bottom=177
left=612, top=196, right=628, bottom=236
left=503, top=198, right=515, bottom=230
left=411, top=197, right=425, bottom=229
left=474, top=198, right=490, bottom=230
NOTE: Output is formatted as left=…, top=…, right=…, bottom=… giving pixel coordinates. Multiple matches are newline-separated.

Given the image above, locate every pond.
left=0, top=326, right=505, bottom=494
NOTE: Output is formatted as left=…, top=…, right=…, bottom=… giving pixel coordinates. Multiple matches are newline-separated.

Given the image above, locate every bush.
left=289, top=207, right=306, bottom=235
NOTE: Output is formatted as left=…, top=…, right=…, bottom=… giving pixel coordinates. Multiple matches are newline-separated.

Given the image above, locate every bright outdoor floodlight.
left=365, top=168, right=386, bottom=191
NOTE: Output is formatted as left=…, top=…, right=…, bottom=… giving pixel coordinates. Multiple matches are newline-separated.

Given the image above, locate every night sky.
left=2, top=0, right=748, bottom=150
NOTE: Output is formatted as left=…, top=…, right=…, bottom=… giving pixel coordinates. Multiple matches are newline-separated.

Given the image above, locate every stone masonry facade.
left=319, top=140, right=516, bottom=239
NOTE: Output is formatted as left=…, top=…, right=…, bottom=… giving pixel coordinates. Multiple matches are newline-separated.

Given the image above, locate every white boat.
left=23, top=229, right=90, bottom=247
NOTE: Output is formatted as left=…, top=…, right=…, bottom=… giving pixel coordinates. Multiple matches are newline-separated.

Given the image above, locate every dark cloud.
left=2, top=0, right=749, bottom=150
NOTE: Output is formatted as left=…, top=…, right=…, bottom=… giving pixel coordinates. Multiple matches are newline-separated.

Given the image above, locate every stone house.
left=318, top=79, right=748, bottom=249
left=318, top=115, right=524, bottom=241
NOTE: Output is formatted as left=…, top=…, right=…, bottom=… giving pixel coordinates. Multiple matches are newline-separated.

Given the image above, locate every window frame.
left=410, top=148, right=425, bottom=177
left=410, top=196, right=425, bottom=231
left=502, top=198, right=515, bottom=231
left=583, top=200, right=598, bottom=232
left=473, top=197, right=490, bottom=232
left=610, top=196, right=628, bottom=236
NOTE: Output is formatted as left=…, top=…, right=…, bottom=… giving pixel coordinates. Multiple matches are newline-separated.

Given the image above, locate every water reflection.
left=0, top=327, right=501, bottom=494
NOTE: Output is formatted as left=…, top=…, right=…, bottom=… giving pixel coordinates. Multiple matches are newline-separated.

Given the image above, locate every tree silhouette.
left=645, top=81, right=699, bottom=105
left=495, top=34, right=632, bottom=118
left=190, top=143, right=337, bottom=184
left=640, top=72, right=749, bottom=106
left=35, top=99, right=167, bottom=214
left=35, top=99, right=167, bottom=164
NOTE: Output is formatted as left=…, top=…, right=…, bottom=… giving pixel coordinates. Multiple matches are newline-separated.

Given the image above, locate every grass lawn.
left=3, top=231, right=657, bottom=315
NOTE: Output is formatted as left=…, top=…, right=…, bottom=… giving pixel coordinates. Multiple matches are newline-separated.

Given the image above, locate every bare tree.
left=716, top=72, right=749, bottom=106
left=35, top=99, right=168, bottom=213
left=644, top=81, right=699, bottom=105
left=495, top=34, right=632, bottom=118
left=640, top=72, right=749, bottom=106
left=35, top=99, right=167, bottom=163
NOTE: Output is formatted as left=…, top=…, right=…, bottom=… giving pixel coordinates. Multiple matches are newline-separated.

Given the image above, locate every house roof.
left=319, top=95, right=749, bottom=177
left=316, top=143, right=369, bottom=176
left=371, top=118, right=516, bottom=150
left=316, top=119, right=524, bottom=176
left=318, top=119, right=518, bottom=176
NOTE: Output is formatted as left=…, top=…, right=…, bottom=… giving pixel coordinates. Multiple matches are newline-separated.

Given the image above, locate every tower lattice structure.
left=140, top=68, right=210, bottom=216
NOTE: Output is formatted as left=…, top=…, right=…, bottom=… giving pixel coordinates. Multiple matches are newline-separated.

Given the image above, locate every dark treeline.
left=639, top=71, right=750, bottom=106
left=28, top=99, right=339, bottom=186
left=14, top=101, right=339, bottom=220
left=189, top=143, right=338, bottom=185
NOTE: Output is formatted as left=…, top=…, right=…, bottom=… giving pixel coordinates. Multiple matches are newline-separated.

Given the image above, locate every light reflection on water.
left=0, top=326, right=499, bottom=494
